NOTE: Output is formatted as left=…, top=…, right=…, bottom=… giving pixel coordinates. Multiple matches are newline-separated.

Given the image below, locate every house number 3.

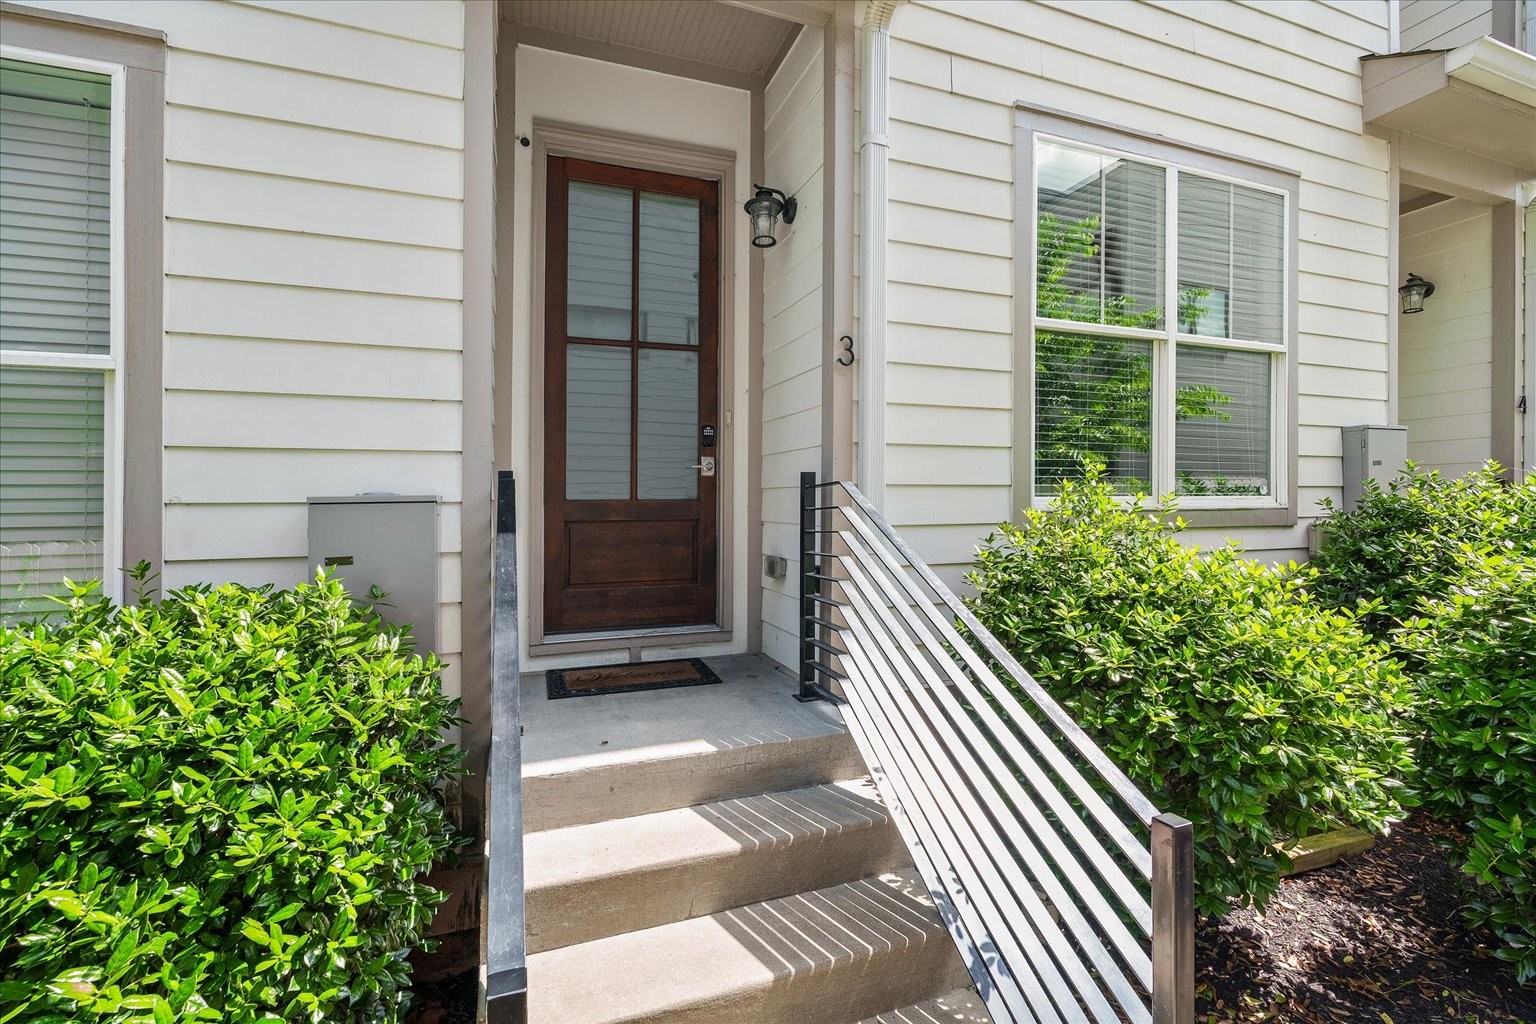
left=836, top=335, right=855, bottom=366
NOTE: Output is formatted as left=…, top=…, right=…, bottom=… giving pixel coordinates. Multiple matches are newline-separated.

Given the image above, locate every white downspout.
left=857, top=0, right=904, bottom=507
left=1522, top=187, right=1534, bottom=477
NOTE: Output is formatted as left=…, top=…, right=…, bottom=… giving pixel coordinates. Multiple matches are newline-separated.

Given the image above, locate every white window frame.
left=1014, top=104, right=1301, bottom=528
left=1, top=44, right=126, bottom=602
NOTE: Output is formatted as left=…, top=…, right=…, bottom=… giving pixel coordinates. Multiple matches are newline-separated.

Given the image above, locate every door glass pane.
left=638, top=193, right=700, bottom=345
left=1036, top=139, right=1165, bottom=330
left=566, top=344, right=631, bottom=499
left=0, top=365, right=105, bottom=621
left=637, top=349, right=698, bottom=500
left=1034, top=329, right=1152, bottom=495
left=567, top=181, right=632, bottom=341
left=1175, top=345, right=1272, bottom=497
left=0, top=59, right=112, bottom=355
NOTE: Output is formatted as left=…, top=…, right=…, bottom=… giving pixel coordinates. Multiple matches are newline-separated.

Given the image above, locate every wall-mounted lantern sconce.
left=744, top=184, right=797, bottom=249
left=1399, top=273, right=1435, bottom=315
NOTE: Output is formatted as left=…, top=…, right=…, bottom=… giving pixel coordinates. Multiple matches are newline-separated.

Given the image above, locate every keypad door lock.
left=692, top=457, right=717, bottom=478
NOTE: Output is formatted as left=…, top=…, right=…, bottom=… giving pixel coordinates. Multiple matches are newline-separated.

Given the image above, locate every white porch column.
left=856, top=0, right=904, bottom=507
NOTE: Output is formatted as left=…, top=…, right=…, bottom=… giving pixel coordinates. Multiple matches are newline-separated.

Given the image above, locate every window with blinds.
left=1031, top=135, right=1286, bottom=504
left=0, top=57, right=115, bottom=620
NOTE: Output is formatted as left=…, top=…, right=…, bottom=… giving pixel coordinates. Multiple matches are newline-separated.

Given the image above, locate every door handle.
left=691, top=457, right=716, bottom=477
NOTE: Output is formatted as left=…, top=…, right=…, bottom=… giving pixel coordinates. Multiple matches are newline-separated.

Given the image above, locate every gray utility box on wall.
left=308, top=495, right=440, bottom=656
left=1340, top=425, right=1408, bottom=512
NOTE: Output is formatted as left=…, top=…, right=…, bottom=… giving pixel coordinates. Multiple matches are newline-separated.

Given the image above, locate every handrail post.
left=484, top=471, right=527, bottom=1024
left=1151, top=813, right=1194, bottom=1024
left=795, top=470, right=819, bottom=702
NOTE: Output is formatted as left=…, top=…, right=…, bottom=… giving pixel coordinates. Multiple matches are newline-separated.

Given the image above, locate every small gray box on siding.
left=307, top=495, right=440, bottom=657
left=1340, top=425, right=1409, bottom=512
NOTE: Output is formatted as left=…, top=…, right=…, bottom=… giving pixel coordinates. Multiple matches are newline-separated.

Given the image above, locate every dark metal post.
left=1151, top=813, right=1195, bottom=1024
left=484, top=471, right=527, bottom=1024
left=796, top=470, right=818, bottom=702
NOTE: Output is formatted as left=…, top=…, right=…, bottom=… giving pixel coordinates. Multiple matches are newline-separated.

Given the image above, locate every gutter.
left=1445, top=35, right=1536, bottom=109
left=856, top=0, right=905, bottom=508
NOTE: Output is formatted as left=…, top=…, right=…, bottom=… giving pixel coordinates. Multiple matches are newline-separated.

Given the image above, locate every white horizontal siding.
left=165, top=163, right=463, bottom=248
left=167, top=105, right=463, bottom=198
left=24, top=1, right=467, bottom=659
left=1400, top=0, right=1495, bottom=51
left=882, top=0, right=1393, bottom=579
left=163, top=449, right=464, bottom=504
left=761, top=29, right=824, bottom=671
left=1398, top=198, right=1494, bottom=477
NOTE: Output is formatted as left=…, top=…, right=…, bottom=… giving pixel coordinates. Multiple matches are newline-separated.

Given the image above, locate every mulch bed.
left=1198, top=813, right=1535, bottom=1023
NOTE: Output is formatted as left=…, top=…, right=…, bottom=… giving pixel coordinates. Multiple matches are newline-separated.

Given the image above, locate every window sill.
left=1028, top=500, right=1296, bottom=531
left=1174, top=506, right=1297, bottom=530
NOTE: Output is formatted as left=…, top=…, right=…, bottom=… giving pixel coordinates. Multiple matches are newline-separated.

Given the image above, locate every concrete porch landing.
left=521, top=654, right=866, bottom=832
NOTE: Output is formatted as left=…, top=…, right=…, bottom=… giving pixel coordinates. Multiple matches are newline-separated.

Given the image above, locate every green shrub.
left=1398, top=552, right=1536, bottom=983
left=0, top=571, right=463, bottom=1023
left=967, top=470, right=1415, bottom=916
left=1308, top=462, right=1536, bottom=646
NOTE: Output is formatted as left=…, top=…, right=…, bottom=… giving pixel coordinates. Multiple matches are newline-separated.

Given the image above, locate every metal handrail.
left=484, top=471, right=527, bottom=1023
left=798, top=473, right=1194, bottom=1024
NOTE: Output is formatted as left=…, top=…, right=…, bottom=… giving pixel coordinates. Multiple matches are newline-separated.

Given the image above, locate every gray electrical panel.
left=1340, top=425, right=1408, bottom=511
left=308, top=495, right=441, bottom=656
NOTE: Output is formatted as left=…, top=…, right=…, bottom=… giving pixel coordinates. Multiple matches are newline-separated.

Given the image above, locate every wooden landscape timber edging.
left=1277, top=827, right=1376, bottom=877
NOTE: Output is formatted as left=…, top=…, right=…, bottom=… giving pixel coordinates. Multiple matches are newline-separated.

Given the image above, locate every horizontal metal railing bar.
left=808, top=480, right=846, bottom=489
left=836, top=544, right=1152, bottom=1015
left=807, top=636, right=850, bottom=658
left=804, top=660, right=849, bottom=682
left=797, top=679, right=847, bottom=704
left=806, top=615, right=842, bottom=630
left=839, top=584, right=1133, bottom=1024
left=834, top=501, right=1155, bottom=882
left=806, top=571, right=844, bottom=583
left=806, top=593, right=849, bottom=608
left=837, top=483, right=1162, bottom=827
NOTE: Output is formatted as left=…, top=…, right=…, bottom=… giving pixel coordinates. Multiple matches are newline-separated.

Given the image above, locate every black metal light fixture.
left=1399, top=273, right=1436, bottom=315
left=744, top=183, right=797, bottom=249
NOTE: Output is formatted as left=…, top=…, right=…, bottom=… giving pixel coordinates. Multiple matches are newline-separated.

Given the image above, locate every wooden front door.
left=544, top=157, right=720, bottom=633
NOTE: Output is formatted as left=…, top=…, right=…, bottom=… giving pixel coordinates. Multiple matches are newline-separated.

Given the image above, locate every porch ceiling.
left=1362, top=37, right=1536, bottom=176
left=504, top=0, right=801, bottom=77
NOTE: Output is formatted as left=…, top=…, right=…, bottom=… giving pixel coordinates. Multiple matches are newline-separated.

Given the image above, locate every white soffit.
left=504, top=0, right=800, bottom=76
left=1363, top=37, right=1536, bottom=175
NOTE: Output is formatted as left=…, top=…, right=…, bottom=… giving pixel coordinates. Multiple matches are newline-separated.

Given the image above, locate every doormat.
left=545, top=658, right=723, bottom=700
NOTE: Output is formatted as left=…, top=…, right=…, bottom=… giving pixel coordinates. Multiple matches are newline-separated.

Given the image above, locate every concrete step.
left=857, top=988, right=990, bottom=1023
left=522, top=705, right=865, bottom=833
left=526, top=778, right=909, bottom=953
left=525, top=867, right=972, bottom=1024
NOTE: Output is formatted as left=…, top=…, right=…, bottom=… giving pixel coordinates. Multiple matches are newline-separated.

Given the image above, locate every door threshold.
left=543, top=623, right=721, bottom=644
left=533, top=623, right=731, bottom=657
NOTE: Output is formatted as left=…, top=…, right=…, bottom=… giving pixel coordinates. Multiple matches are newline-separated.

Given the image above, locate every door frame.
left=526, top=119, right=741, bottom=655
